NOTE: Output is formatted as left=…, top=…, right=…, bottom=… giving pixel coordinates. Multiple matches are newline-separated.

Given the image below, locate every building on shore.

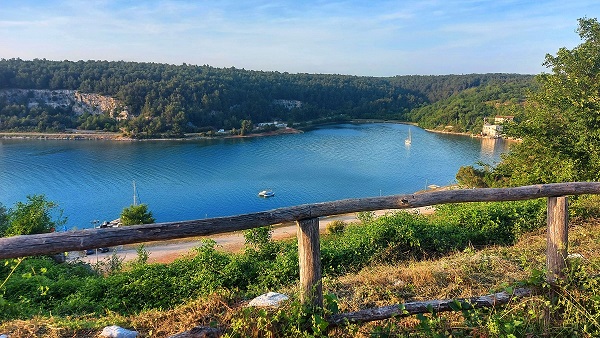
left=482, top=115, right=514, bottom=138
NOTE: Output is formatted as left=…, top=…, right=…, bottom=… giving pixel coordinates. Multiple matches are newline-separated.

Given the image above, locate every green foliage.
left=0, top=58, right=534, bottom=136
left=455, top=165, right=489, bottom=188
left=356, top=211, right=375, bottom=224
left=226, top=295, right=339, bottom=337
left=134, top=244, right=149, bottom=266
left=243, top=225, right=273, bottom=251
left=119, top=203, right=155, bottom=226
left=239, top=119, right=253, bottom=136
left=571, top=195, right=600, bottom=219
left=433, top=199, right=546, bottom=246
left=0, top=203, right=9, bottom=237
left=2, top=194, right=65, bottom=237
left=496, top=18, right=600, bottom=185
left=326, top=220, right=346, bottom=235
left=408, top=79, right=532, bottom=133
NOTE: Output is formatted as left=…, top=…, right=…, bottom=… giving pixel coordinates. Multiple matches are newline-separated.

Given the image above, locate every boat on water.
left=405, top=128, right=412, bottom=145
left=258, top=190, right=275, bottom=198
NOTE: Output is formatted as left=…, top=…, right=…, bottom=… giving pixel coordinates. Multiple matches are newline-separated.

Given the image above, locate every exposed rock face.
left=272, top=99, right=302, bottom=109
left=0, top=89, right=130, bottom=120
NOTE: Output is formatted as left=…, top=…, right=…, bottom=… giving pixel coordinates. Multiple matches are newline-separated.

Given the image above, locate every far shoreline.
left=0, top=121, right=520, bottom=143
left=0, top=127, right=303, bottom=142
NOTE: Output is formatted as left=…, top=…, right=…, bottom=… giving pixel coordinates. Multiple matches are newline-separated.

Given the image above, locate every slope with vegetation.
left=2, top=17, right=600, bottom=338
left=0, top=58, right=533, bottom=138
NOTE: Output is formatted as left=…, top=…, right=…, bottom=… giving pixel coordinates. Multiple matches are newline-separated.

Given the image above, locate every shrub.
left=570, top=194, right=600, bottom=219
left=326, top=220, right=346, bottom=234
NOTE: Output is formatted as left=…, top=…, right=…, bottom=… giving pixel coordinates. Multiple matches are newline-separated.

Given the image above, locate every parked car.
left=85, top=247, right=110, bottom=255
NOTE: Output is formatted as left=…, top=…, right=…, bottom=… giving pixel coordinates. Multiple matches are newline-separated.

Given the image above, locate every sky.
left=0, top=0, right=598, bottom=76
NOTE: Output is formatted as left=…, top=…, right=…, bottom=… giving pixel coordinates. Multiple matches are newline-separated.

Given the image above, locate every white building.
left=482, top=123, right=503, bottom=138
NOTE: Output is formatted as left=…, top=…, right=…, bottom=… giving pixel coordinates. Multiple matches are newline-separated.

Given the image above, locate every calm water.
left=0, top=123, right=510, bottom=229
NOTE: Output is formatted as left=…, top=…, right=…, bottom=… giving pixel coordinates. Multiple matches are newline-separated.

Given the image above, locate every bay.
left=0, top=123, right=510, bottom=230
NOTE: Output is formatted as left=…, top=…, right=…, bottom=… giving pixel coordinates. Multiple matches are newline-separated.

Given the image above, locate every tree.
left=120, top=204, right=155, bottom=226
left=3, top=195, right=66, bottom=237
left=496, top=17, right=600, bottom=185
left=456, top=165, right=488, bottom=188
left=0, top=203, right=9, bottom=237
left=240, top=119, right=253, bottom=136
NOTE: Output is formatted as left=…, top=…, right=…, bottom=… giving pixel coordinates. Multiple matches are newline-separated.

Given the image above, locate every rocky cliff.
left=0, top=89, right=130, bottom=120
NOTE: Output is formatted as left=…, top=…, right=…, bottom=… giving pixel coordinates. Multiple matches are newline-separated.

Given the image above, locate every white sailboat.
left=404, top=128, right=412, bottom=145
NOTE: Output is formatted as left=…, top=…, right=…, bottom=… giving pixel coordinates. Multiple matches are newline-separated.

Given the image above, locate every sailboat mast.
left=133, top=180, right=138, bottom=206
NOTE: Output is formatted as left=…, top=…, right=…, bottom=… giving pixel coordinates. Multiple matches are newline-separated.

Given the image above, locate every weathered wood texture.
left=327, top=288, right=533, bottom=326
left=297, top=218, right=323, bottom=308
left=1, top=182, right=598, bottom=259
left=547, top=196, right=568, bottom=282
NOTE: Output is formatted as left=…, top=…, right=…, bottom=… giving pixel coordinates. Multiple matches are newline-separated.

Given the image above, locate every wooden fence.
left=1, top=182, right=599, bottom=323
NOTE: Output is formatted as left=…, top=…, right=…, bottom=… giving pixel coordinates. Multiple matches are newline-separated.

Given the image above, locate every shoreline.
left=0, top=122, right=513, bottom=142
left=0, top=127, right=302, bottom=141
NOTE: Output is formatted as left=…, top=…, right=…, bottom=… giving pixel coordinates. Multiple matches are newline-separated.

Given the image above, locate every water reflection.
left=480, top=138, right=512, bottom=164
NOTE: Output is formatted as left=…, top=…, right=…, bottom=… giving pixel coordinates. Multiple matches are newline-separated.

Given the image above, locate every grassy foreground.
left=2, top=200, right=600, bottom=337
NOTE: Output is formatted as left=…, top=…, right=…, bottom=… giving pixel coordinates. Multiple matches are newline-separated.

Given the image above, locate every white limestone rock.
left=100, top=325, right=138, bottom=338
left=247, top=292, right=289, bottom=308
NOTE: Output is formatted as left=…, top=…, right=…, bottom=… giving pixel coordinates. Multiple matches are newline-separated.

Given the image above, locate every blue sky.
left=0, top=0, right=598, bottom=76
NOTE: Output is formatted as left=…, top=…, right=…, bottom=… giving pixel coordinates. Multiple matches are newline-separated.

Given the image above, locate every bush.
left=570, top=194, right=600, bottom=219
left=326, top=220, right=346, bottom=234
left=2, top=195, right=66, bottom=237
left=120, top=203, right=155, bottom=226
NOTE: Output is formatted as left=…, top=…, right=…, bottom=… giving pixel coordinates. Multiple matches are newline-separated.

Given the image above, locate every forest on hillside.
left=0, top=58, right=534, bottom=137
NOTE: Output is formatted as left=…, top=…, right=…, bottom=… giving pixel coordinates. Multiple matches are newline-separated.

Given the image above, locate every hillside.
left=0, top=59, right=534, bottom=138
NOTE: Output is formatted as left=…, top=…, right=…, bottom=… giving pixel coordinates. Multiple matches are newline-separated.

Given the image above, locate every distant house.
left=257, top=121, right=288, bottom=128
left=482, top=123, right=503, bottom=138
left=494, top=115, right=514, bottom=124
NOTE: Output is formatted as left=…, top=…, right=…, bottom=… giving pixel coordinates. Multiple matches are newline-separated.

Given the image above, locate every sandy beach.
left=78, top=208, right=433, bottom=265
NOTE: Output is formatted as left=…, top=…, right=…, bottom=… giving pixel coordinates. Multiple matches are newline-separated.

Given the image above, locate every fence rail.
left=1, top=182, right=599, bottom=312
left=1, top=182, right=598, bottom=259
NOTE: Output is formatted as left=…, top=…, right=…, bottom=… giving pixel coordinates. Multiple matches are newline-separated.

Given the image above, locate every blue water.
left=0, top=123, right=510, bottom=229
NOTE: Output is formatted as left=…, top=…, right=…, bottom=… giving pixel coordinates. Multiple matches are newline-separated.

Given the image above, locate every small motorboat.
left=258, top=190, right=275, bottom=198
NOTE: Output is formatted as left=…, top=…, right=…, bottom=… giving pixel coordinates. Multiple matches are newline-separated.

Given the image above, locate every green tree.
left=120, top=204, right=155, bottom=226
left=456, top=165, right=488, bottom=188
left=3, top=195, right=66, bottom=237
left=0, top=203, right=9, bottom=237
left=239, top=119, right=253, bottom=136
left=497, top=17, right=600, bottom=185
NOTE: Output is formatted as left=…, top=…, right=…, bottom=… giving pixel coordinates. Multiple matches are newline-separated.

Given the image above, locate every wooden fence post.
left=297, top=217, right=323, bottom=308
left=546, top=196, right=568, bottom=283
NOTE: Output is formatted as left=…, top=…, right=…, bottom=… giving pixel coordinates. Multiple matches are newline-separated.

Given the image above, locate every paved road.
left=76, top=208, right=432, bottom=265
left=76, top=213, right=360, bottom=264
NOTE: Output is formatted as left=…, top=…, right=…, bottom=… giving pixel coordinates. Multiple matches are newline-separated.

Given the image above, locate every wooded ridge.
left=0, top=58, right=533, bottom=137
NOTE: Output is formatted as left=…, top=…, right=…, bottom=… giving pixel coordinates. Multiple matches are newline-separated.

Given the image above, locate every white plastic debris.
left=247, top=292, right=289, bottom=308
left=100, top=325, right=138, bottom=338
left=567, top=253, right=584, bottom=260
